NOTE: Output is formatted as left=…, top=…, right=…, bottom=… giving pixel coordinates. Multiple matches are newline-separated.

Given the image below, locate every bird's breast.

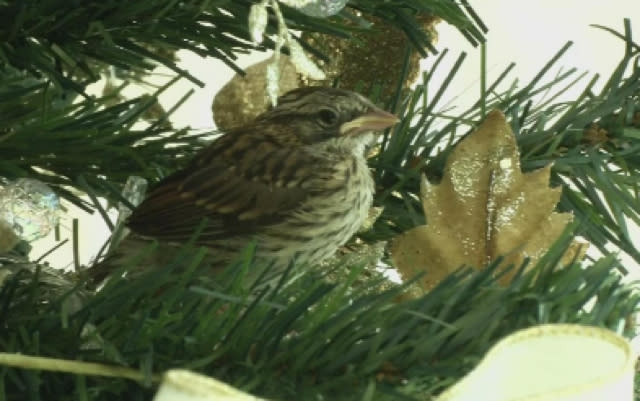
left=258, top=154, right=374, bottom=267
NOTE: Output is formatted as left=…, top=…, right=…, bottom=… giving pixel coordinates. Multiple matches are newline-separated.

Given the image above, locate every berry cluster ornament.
left=219, top=7, right=439, bottom=130
left=248, top=0, right=325, bottom=106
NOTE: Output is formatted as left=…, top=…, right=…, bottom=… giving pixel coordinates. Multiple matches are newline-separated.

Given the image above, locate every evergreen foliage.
left=0, top=0, right=639, bottom=400
left=0, top=0, right=483, bottom=207
left=1, top=227, right=638, bottom=400
left=369, top=19, right=640, bottom=268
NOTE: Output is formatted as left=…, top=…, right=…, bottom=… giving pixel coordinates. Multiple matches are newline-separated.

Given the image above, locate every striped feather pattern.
left=125, top=87, right=393, bottom=269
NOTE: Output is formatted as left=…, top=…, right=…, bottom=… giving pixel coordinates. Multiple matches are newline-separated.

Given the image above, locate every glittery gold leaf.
left=391, top=110, right=579, bottom=289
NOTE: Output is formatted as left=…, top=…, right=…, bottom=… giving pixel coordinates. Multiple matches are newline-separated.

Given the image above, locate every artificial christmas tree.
left=1, top=1, right=639, bottom=400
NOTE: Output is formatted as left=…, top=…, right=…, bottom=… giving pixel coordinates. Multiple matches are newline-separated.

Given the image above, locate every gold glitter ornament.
left=214, top=12, right=439, bottom=129
left=212, top=55, right=301, bottom=131
left=391, top=110, right=582, bottom=290
left=303, top=14, right=440, bottom=103
left=216, top=0, right=334, bottom=128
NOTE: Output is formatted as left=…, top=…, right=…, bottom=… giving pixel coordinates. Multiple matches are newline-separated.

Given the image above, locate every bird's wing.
left=126, top=131, right=342, bottom=243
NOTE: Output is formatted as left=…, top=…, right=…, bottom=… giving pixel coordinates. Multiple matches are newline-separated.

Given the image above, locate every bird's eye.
left=317, top=109, right=339, bottom=127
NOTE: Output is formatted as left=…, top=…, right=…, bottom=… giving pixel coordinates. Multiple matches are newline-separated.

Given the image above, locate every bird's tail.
left=86, top=234, right=230, bottom=287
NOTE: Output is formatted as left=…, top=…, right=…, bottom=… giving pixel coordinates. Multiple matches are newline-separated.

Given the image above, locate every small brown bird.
left=121, top=87, right=398, bottom=274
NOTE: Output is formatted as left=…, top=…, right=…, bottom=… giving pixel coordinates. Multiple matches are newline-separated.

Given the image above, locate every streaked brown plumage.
left=124, top=87, right=398, bottom=271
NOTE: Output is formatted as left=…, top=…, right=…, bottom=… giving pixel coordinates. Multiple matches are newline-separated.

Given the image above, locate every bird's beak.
left=339, top=107, right=400, bottom=136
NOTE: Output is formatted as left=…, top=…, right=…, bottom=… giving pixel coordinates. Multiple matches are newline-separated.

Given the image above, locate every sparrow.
left=106, top=87, right=398, bottom=278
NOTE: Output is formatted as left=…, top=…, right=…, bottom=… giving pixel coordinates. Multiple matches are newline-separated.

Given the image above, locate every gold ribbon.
left=153, top=370, right=262, bottom=401
left=436, top=324, right=634, bottom=401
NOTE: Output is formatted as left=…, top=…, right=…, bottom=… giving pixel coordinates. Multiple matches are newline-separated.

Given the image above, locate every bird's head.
left=258, top=87, right=399, bottom=152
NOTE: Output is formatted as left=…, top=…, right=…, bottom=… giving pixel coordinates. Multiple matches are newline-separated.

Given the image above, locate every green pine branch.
left=368, top=18, right=640, bottom=268
left=0, top=0, right=484, bottom=93
left=0, top=0, right=484, bottom=210
left=0, top=225, right=637, bottom=400
left=0, top=68, right=207, bottom=209
left=1, top=1, right=639, bottom=399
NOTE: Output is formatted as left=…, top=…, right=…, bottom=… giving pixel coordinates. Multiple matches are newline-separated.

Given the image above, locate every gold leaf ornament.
left=391, top=110, right=579, bottom=289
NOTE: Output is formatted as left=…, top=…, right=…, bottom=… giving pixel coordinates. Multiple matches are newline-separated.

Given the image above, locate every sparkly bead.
left=0, top=178, right=59, bottom=242
left=280, top=0, right=347, bottom=18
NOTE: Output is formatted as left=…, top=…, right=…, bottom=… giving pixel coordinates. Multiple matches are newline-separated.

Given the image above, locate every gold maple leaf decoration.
left=391, top=110, right=584, bottom=289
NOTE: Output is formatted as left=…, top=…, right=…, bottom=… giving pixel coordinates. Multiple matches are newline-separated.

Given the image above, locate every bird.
left=96, top=87, right=398, bottom=281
